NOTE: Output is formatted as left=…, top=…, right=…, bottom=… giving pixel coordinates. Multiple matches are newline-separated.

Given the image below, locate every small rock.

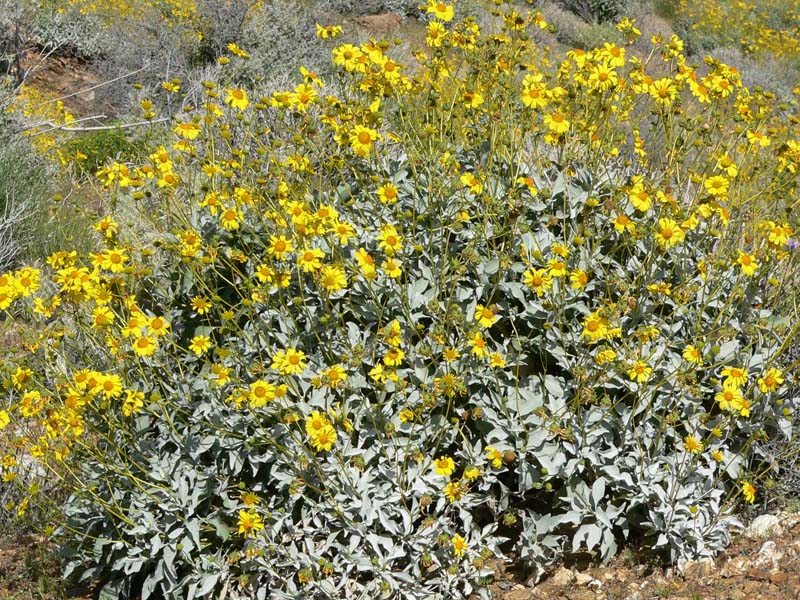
left=719, top=556, right=749, bottom=578
left=503, top=589, right=535, bottom=600
left=753, top=540, right=784, bottom=572
left=770, top=571, right=788, bottom=585
left=746, top=514, right=783, bottom=538
left=549, top=567, right=575, bottom=586
left=679, top=557, right=717, bottom=578
left=574, top=572, right=593, bottom=585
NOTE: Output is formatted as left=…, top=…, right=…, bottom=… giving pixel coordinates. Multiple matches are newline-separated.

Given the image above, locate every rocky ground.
left=486, top=512, right=800, bottom=600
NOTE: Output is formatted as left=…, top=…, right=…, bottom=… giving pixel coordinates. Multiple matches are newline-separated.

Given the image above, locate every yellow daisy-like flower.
left=703, top=175, right=729, bottom=197
left=132, top=336, right=158, bottom=357
left=319, top=264, right=347, bottom=293
left=225, top=88, right=248, bottom=111
left=721, top=365, right=748, bottom=388
left=444, top=480, right=466, bottom=502
left=426, top=0, right=454, bottom=22
left=378, top=224, right=403, bottom=255
left=474, top=304, right=498, bottom=328
left=268, top=235, right=294, bottom=260
left=309, top=425, right=337, bottom=452
left=220, top=207, right=243, bottom=231
left=627, top=360, right=652, bottom=383
left=612, top=213, right=636, bottom=234
left=174, top=121, right=201, bottom=140
left=271, top=348, right=307, bottom=376
left=122, top=390, right=144, bottom=416
left=648, top=77, right=678, bottom=106
left=433, top=455, right=455, bottom=477
left=451, top=534, right=468, bottom=557
left=249, top=380, right=276, bottom=407
left=682, top=345, right=703, bottom=365
left=297, top=247, right=325, bottom=273
left=582, top=311, right=609, bottom=343
left=350, top=125, right=380, bottom=158
left=324, top=364, right=347, bottom=388
left=736, top=251, right=759, bottom=276
left=383, top=347, right=405, bottom=367
left=543, top=111, right=570, bottom=134
left=188, top=335, right=211, bottom=356
left=237, top=509, right=264, bottom=537
left=382, top=258, right=402, bottom=279
left=486, top=446, right=502, bottom=468
left=523, top=268, right=553, bottom=297
left=757, top=367, right=784, bottom=393
left=683, top=434, right=703, bottom=454
left=654, top=218, right=685, bottom=248
left=741, top=481, right=756, bottom=503
left=569, top=269, right=589, bottom=290
left=377, top=182, right=399, bottom=204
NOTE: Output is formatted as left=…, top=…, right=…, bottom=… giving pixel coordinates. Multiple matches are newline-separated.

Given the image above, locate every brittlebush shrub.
left=2, top=3, right=800, bottom=599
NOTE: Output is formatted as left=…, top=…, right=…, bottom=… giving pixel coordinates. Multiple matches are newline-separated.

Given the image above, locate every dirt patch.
left=20, top=52, right=114, bottom=119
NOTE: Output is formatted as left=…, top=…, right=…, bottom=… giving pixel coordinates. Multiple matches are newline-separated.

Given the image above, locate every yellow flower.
left=736, top=251, right=759, bottom=276
left=704, top=175, right=729, bottom=197
left=319, top=265, right=347, bottom=293
left=612, top=213, right=636, bottom=234
left=122, top=390, right=144, bottom=416
left=426, top=0, right=454, bottom=22
left=350, top=125, right=380, bottom=157
left=249, top=380, right=276, bottom=407
left=132, top=336, right=158, bottom=357
left=654, top=218, right=685, bottom=248
left=316, top=23, right=343, bottom=39
left=190, top=296, right=212, bottom=315
left=237, top=509, right=264, bottom=537
left=272, top=348, right=307, bottom=376
left=460, top=172, right=483, bottom=195
left=174, top=121, right=201, bottom=140
left=433, top=456, right=455, bottom=477
left=451, top=534, right=468, bottom=557
left=757, top=367, right=784, bottom=393
left=377, top=182, right=399, bottom=204
left=382, top=258, right=402, bottom=279
left=486, top=446, right=503, bottom=468
left=324, top=364, right=348, bottom=388
left=220, top=207, right=243, bottom=231
left=582, top=311, right=609, bottom=343
left=543, top=111, right=569, bottom=134
left=297, top=247, right=325, bottom=273
left=628, top=182, right=652, bottom=212
left=0, top=410, right=10, bottom=430
left=469, top=331, right=489, bottom=359
left=683, top=434, right=703, bottom=454
left=627, top=360, right=652, bottom=383
left=444, top=480, right=466, bottom=502
left=721, top=366, right=748, bottom=388
left=741, top=481, right=756, bottom=503
left=308, top=424, right=337, bottom=452
left=383, top=347, right=405, bottom=367
left=569, top=269, right=589, bottom=290
left=474, top=304, right=498, bottom=328
left=188, top=335, right=211, bottom=356
left=378, top=224, right=403, bottom=255
left=682, top=345, right=703, bottom=365
left=523, top=268, right=553, bottom=297
left=648, top=78, right=678, bottom=106
left=426, top=20, right=447, bottom=47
